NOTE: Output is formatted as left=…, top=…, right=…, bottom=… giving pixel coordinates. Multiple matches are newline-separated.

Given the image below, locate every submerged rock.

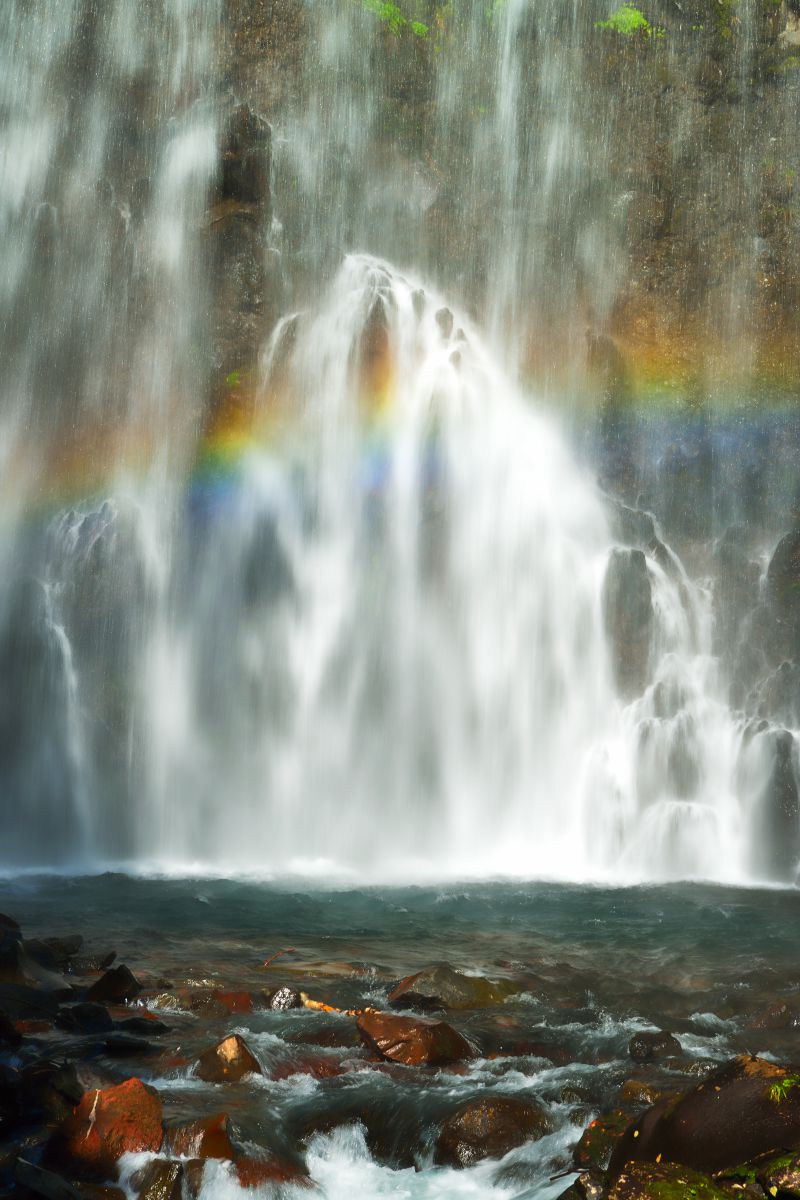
left=129, top=1159, right=185, bottom=1200
left=435, top=1095, right=552, bottom=1167
left=388, top=963, right=513, bottom=1011
left=608, top=1055, right=800, bottom=1178
left=357, top=1011, right=474, bottom=1066
left=195, top=1033, right=263, bottom=1082
left=628, top=1030, right=682, bottom=1062
left=48, top=1078, right=163, bottom=1179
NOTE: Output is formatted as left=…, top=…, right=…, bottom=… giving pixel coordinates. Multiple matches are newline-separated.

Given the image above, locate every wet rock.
left=0, top=935, right=71, bottom=992
left=102, top=1033, right=156, bottom=1057
left=751, top=660, right=800, bottom=728
left=86, top=965, right=141, bottom=1004
left=195, top=1033, right=263, bottom=1083
left=165, top=1114, right=236, bottom=1160
left=574, top=1109, right=633, bottom=1171
left=556, top=1172, right=605, bottom=1200
left=0, top=915, right=21, bottom=939
left=216, top=104, right=271, bottom=208
left=47, top=1077, right=162, bottom=1179
left=617, top=1078, right=672, bottom=1106
left=755, top=1152, right=800, bottom=1196
left=435, top=1095, right=552, bottom=1167
left=0, top=1064, right=21, bottom=1133
left=746, top=1000, right=800, bottom=1030
left=608, top=1055, right=800, bottom=1178
left=242, top=519, right=295, bottom=609
left=285, top=1022, right=361, bottom=1049
left=25, top=937, right=84, bottom=973
left=606, top=497, right=657, bottom=549
left=70, top=951, right=116, bottom=976
left=628, top=1030, right=682, bottom=1062
left=115, top=1016, right=169, bottom=1035
left=21, top=1059, right=84, bottom=1123
left=0, top=1010, right=21, bottom=1046
left=234, top=1156, right=310, bottom=1189
left=388, top=963, right=514, bottom=1011
left=15, top=1160, right=82, bottom=1200
left=267, top=986, right=302, bottom=1011
left=767, top=528, right=800, bottom=630
left=748, top=729, right=800, bottom=883
left=603, top=548, right=653, bottom=697
left=129, top=1160, right=183, bottom=1200
left=609, top=1161, right=729, bottom=1200
left=56, top=1003, right=113, bottom=1034
left=357, top=1010, right=474, bottom=1067
left=435, top=307, right=454, bottom=338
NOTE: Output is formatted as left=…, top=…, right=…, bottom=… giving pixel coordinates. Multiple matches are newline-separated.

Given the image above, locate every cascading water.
left=0, top=0, right=797, bottom=884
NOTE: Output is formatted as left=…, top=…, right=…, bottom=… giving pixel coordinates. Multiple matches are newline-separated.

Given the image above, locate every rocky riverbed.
left=1, top=877, right=799, bottom=1198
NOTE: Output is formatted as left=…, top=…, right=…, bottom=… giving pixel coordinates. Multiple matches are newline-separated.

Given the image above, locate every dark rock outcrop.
left=608, top=1056, right=800, bottom=1178
left=86, top=965, right=142, bottom=1005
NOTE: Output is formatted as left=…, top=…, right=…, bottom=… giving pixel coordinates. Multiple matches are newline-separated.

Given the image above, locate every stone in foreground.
left=435, top=1095, right=552, bottom=1167
left=609, top=1161, right=730, bottom=1200
left=356, top=1010, right=473, bottom=1066
left=49, top=1078, right=162, bottom=1178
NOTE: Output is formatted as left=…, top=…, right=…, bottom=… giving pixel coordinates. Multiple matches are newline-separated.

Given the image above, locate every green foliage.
left=768, top=1074, right=800, bottom=1104
left=361, top=0, right=429, bottom=37
left=596, top=3, right=661, bottom=37
left=225, top=370, right=241, bottom=388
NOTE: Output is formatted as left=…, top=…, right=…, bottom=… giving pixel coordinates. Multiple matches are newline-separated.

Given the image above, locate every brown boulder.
left=49, top=1078, right=162, bottom=1178
left=356, top=1011, right=474, bottom=1067
left=388, top=963, right=514, bottom=1011
left=435, top=1095, right=552, bottom=1167
left=609, top=1056, right=800, bottom=1178
left=574, top=1110, right=634, bottom=1171
left=130, top=1160, right=183, bottom=1200
left=165, top=1113, right=236, bottom=1159
left=234, top=1156, right=310, bottom=1188
left=195, top=1034, right=263, bottom=1082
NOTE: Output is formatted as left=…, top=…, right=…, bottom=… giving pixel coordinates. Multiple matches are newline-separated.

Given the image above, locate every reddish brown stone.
left=165, top=1113, right=236, bottom=1160
left=50, top=1078, right=162, bottom=1178
left=271, top=1053, right=344, bottom=1082
left=234, top=1156, right=309, bottom=1188
left=356, top=1011, right=474, bottom=1067
left=195, top=1034, right=263, bottom=1083
left=217, top=991, right=254, bottom=1015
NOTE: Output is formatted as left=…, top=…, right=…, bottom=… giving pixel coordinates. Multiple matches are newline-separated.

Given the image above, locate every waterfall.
left=0, top=0, right=797, bottom=884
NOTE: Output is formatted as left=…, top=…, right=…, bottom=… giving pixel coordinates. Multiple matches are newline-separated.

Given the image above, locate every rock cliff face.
left=216, top=0, right=800, bottom=403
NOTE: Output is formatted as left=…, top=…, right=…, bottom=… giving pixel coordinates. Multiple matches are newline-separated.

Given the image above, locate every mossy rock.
left=609, top=1161, right=731, bottom=1200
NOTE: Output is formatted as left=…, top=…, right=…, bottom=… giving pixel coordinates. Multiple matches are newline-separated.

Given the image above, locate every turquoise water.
left=3, top=877, right=798, bottom=1197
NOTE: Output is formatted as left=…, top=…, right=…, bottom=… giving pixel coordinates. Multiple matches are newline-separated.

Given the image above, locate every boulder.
left=165, top=1113, right=236, bottom=1160
left=21, top=1059, right=83, bottom=1123
left=574, top=1110, right=634, bottom=1171
left=86, top=965, right=141, bottom=1004
left=755, top=1153, right=800, bottom=1196
left=608, top=1056, right=800, bottom=1178
left=628, top=1030, right=682, bottom=1062
left=234, top=1156, right=310, bottom=1188
left=56, top=1003, right=113, bottom=1034
left=767, top=528, right=800, bottom=626
left=216, top=104, right=271, bottom=208
left=388, top=963, right=513, bottom=1011
left=195, top=1034, right=263, bottom=1082
left=0, top=1010, right=21, bottom=1046
left=48, top=1078, right=163, bottom=1179
left=267, top=986, right=302, bottom=1011
left=0, top=915, right=21, bottom=938
left=356, top=1011, right=474, bottom=1067
left=748, top=729, right=800, bottom=883
left=130, top=1159, right=194, bottom=1200
left=608, top=1161, right=730, bottom=1200
left=435, top=1095, right=552, bottom=1167
left=603, top=548, right=653, bottom=697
